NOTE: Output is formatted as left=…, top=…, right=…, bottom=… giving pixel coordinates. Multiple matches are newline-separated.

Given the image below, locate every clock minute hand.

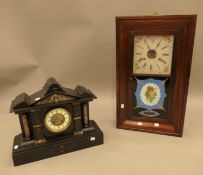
left=154, top=39, right=162, bottom=50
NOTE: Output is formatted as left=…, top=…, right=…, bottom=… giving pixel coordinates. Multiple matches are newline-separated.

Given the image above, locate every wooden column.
left=19, top=113, right=31, bottom=140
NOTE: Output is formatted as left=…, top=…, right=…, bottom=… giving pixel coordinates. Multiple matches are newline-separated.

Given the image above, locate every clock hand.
left=154, top=39, right=162, bottom=50
left=146, top=42, right=151, bottom=50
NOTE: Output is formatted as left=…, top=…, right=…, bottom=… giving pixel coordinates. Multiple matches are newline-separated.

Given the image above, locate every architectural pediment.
left=35, top=93, right=75, bottom=105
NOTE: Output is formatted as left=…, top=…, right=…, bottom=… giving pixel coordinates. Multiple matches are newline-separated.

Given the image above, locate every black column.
left=73, top=102, right=83, bottom=135
left=30, top=109, right=46, bottom=144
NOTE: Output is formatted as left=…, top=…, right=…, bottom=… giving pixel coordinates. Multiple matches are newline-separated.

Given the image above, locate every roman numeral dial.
left=44, top=108, right=72, bottom=133
left=133, top=35, right=174, bottom=76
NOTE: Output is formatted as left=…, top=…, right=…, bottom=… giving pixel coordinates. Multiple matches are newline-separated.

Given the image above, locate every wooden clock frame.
left=116, top=15, right=197, bottom=136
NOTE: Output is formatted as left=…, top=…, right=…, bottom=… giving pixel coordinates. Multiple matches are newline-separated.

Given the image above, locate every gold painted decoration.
left=36, top=93, right=74, bottom=105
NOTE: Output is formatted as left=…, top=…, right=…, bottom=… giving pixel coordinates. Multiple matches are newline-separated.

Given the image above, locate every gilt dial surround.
left=44, top=108, right=72, bottom=133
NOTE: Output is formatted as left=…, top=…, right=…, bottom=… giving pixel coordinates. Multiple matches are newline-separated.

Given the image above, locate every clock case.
left=116, top=15, right=197, bottom=136
left=10, top=78, right=103, bottom=166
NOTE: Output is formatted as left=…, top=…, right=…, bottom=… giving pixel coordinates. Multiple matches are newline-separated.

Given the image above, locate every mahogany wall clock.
left=116, top=15, right=197, bottom=136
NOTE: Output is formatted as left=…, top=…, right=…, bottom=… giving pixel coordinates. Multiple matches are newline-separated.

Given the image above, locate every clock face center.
left=147, top=50, right=157, bottom=59
left=51, top=113, right=65, bottom=126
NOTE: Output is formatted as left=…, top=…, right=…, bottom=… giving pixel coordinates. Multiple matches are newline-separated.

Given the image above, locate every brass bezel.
left=44, top=107, right=72, bottom=133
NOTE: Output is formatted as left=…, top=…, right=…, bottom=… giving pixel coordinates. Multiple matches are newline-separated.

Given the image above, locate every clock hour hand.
left=146, top=42, right=151, bottom=50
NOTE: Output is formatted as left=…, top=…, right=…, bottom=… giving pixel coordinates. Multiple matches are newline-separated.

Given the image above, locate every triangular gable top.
left=31, top=92, right=76, bottom=106
left=29, top=78, right=80, bottom=105
left=10, top=78, right=96, bottom=112
left=41, top=78, right=80, bottom=98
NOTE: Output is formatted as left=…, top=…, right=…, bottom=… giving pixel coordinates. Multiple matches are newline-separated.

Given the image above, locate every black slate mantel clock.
left=10, top=78, right=103, bottom=166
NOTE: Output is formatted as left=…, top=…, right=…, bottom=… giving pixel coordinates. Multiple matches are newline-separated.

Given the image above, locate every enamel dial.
left=133, top=35, right=174, bottom=76
left=44, top=108, right=71, bottom=133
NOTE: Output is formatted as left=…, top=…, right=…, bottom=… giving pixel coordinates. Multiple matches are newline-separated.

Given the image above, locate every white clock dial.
left=44, top=108, right=71, bottom=133
left=133, top=35, right=174, bottom=76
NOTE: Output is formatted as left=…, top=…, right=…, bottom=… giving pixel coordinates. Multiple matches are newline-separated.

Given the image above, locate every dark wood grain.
left=116, top=15, right=197, bottom=136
